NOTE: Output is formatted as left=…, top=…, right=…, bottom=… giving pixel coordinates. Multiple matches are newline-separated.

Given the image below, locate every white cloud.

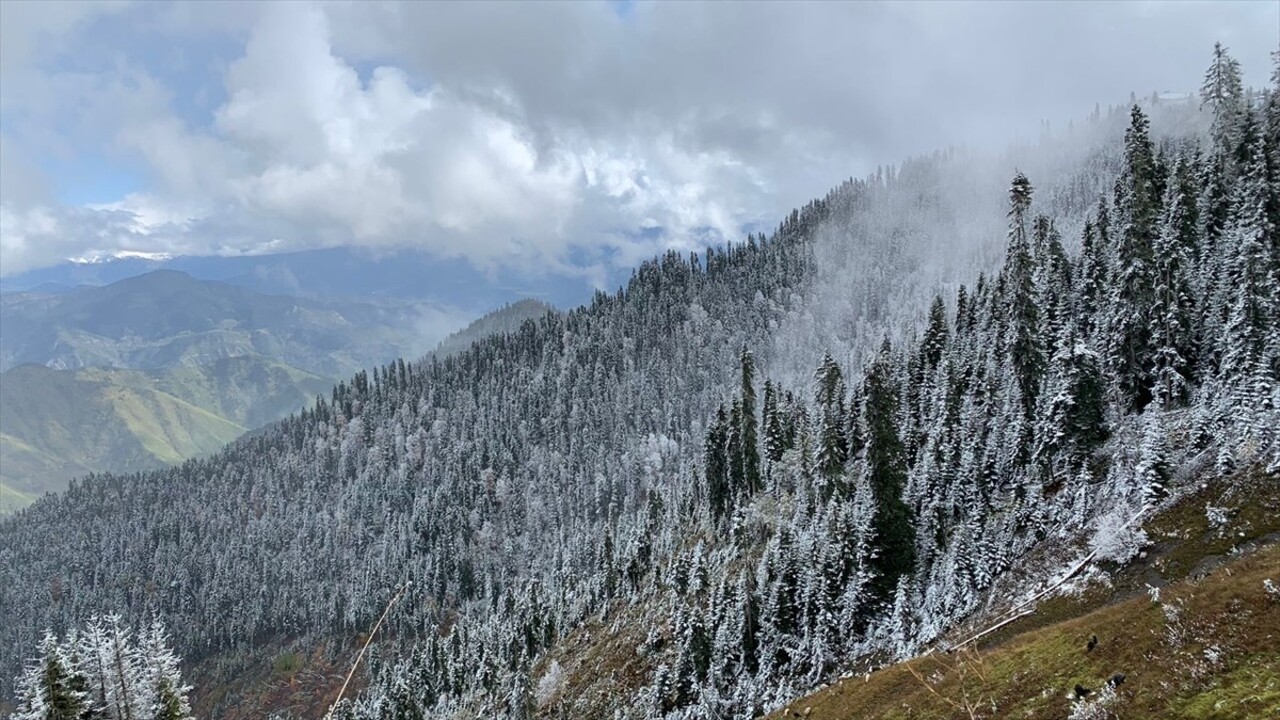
left=1, top=0, right=1276, bottom=279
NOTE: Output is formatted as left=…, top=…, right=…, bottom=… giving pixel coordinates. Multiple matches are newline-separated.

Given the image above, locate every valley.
left=1, top=9, right=1276, bottom=720
left=0, top=359, right=330, bottom=508
left=0, top=274, right=553, bottom=513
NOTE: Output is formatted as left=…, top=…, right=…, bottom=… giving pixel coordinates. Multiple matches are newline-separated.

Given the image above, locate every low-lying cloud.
left=1, top=0, right=1275, bottom=280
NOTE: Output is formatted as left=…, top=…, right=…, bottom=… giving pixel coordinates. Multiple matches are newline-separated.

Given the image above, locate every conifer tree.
left=11, top=632, right=86, bottom=720
left=762, top=380, right=785, bottom=464
left=740, top=348, right=762, bottom=496
left=1150, top=157, right=1200, bottom=405
left=861, top=341, right=915, bottom=602
left=1199, top=44, right=1246, bottom=353
left=139, top=621, right=193, bottom=720
left=919, top=295, right=949, bottom=373
left=1220, top=109, right=1279, bottom=413
left=735, top=572, right=760, bottom=678
left=1035, top=331, right=1108, bottom=472
left=1003, top=172, right=1043, bottom=416
left=1105, top=106, right=1161, bottom=411
left=1077, top=200, right=1111, bottom=339
left=1137, top=414, right=1171, bottom=507
left=727, top=399, right=745, bottom=498
left=1201, top=42, right=1244, bottom=157
left=704, top=406, right=730, bottom=524
left=1033, top=214, right=1073, bottom=362
left=814, top=355, right=849, bottom=484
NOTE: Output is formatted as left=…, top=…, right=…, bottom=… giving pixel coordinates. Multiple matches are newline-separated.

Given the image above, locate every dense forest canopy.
left=3, top=45, right=1277, bottom=720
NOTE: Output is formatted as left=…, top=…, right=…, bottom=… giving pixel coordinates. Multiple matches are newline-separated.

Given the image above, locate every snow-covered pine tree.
left=1150, top=155, right=1200, bottom=406
left=762, top=380, right=784, bottom=464
left=1076, top=200, right=1110, bottom=338
left=1219, top=108, right=1279, bottom=434
left=1201, top=42, right=1245, bottom=158
left=10, top=632, right=87, bottom=720
left=1003, top=172, right=1043, bottom=419
left=1032, top=215, right=1073, bottom=364
left=1198, top=45, right=1247, bottom=369
left=1036, top=328, right=1109, bottom=478
left=138, top=621, right=193, bottom=720
left=860, top=340, right=916, bottom=603
left=814, top=355, right=849, bottom=489
left=704, top=405, right=730, bottom=525
left=1105, top=105, right=1162, bottom=411
left=740, top=348, right=763, bottom=496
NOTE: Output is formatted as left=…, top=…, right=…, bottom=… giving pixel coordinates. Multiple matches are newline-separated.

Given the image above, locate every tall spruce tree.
left=1105, top=106, right=1161, bottom=411
left=1220, top=109, right=1279, bottom=412
left=919, top=295, right=949, bottom=373
left=1033, top=214, right=1073, bottom=362
left=1202, top=42, right=1245, bottom=157
left=728, top=399, right=745, bottom=499
left=1151, top=155, right=1201, bottom=405
left=11, top=633, right=86, bottom=720
left=1035, top=330, right=1108, bottom=473
left=1198, top=44, right=1246, bottom=363
left=139, top=622, right=193, bottom=720
left=860, top=341, right=915, bottom=602
left=762, top=380, right=785, bottom=464
left=1003, top=172, right=1043, bottom=417
left=705, top=406, right=730, bottom=524
left=1076, top=201, right=1109, bottom=338
left=814, top=355, right=849, bottom=484
left=740, top=348, right=762, bottom=496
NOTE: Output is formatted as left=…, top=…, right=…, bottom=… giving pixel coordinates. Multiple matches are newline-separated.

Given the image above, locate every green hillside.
left=0, top=358, right=333, bottom=513
left=0, top=482, right=38, bottom=515
left=154, top=356, right=335, bottom=429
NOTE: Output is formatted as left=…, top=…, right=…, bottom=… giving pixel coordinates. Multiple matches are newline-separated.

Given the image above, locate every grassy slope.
left=96, top=379, right=247, bottom=465
left=0, top=358, right=332, bottom=513
left=768, top=547, right=1279, bottom=720
left=765, top=468, right=1280, bottom=720
left=0, top=366, right=160, bottom=498
left=0, top=480, right=38, bottom=514
left=155, top=356, right=332, bottom=429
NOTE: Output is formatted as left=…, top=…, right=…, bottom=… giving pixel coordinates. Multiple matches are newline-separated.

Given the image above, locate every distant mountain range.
left=0, top=269, right=460, bottom=378
left=0, top=246, right=601, bottom=309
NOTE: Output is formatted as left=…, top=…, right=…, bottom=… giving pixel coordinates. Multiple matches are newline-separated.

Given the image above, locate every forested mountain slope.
left=2, top=47, right=1277, bottom=720
left=0, top=270, right=472, bottom=512
left=430, top=300, right=558, bottom=360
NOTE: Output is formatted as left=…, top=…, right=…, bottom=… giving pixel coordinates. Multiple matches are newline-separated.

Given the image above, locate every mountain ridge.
left=0, top=246, right=598, bottom=310
left=0, top=269, right=462, bottom=378
left=1, top=48, right=1276, bottom=720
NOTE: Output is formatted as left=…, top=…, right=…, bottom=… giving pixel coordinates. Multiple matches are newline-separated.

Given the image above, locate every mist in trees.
left=2, top=43, right=1276, bottom=720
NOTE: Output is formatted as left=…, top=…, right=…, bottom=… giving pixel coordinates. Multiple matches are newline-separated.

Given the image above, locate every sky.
left=1, top=0, right=1276, bottom=282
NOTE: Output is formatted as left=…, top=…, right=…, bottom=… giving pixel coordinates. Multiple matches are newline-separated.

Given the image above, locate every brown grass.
left=765, top=470, right=1280, bottom=720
